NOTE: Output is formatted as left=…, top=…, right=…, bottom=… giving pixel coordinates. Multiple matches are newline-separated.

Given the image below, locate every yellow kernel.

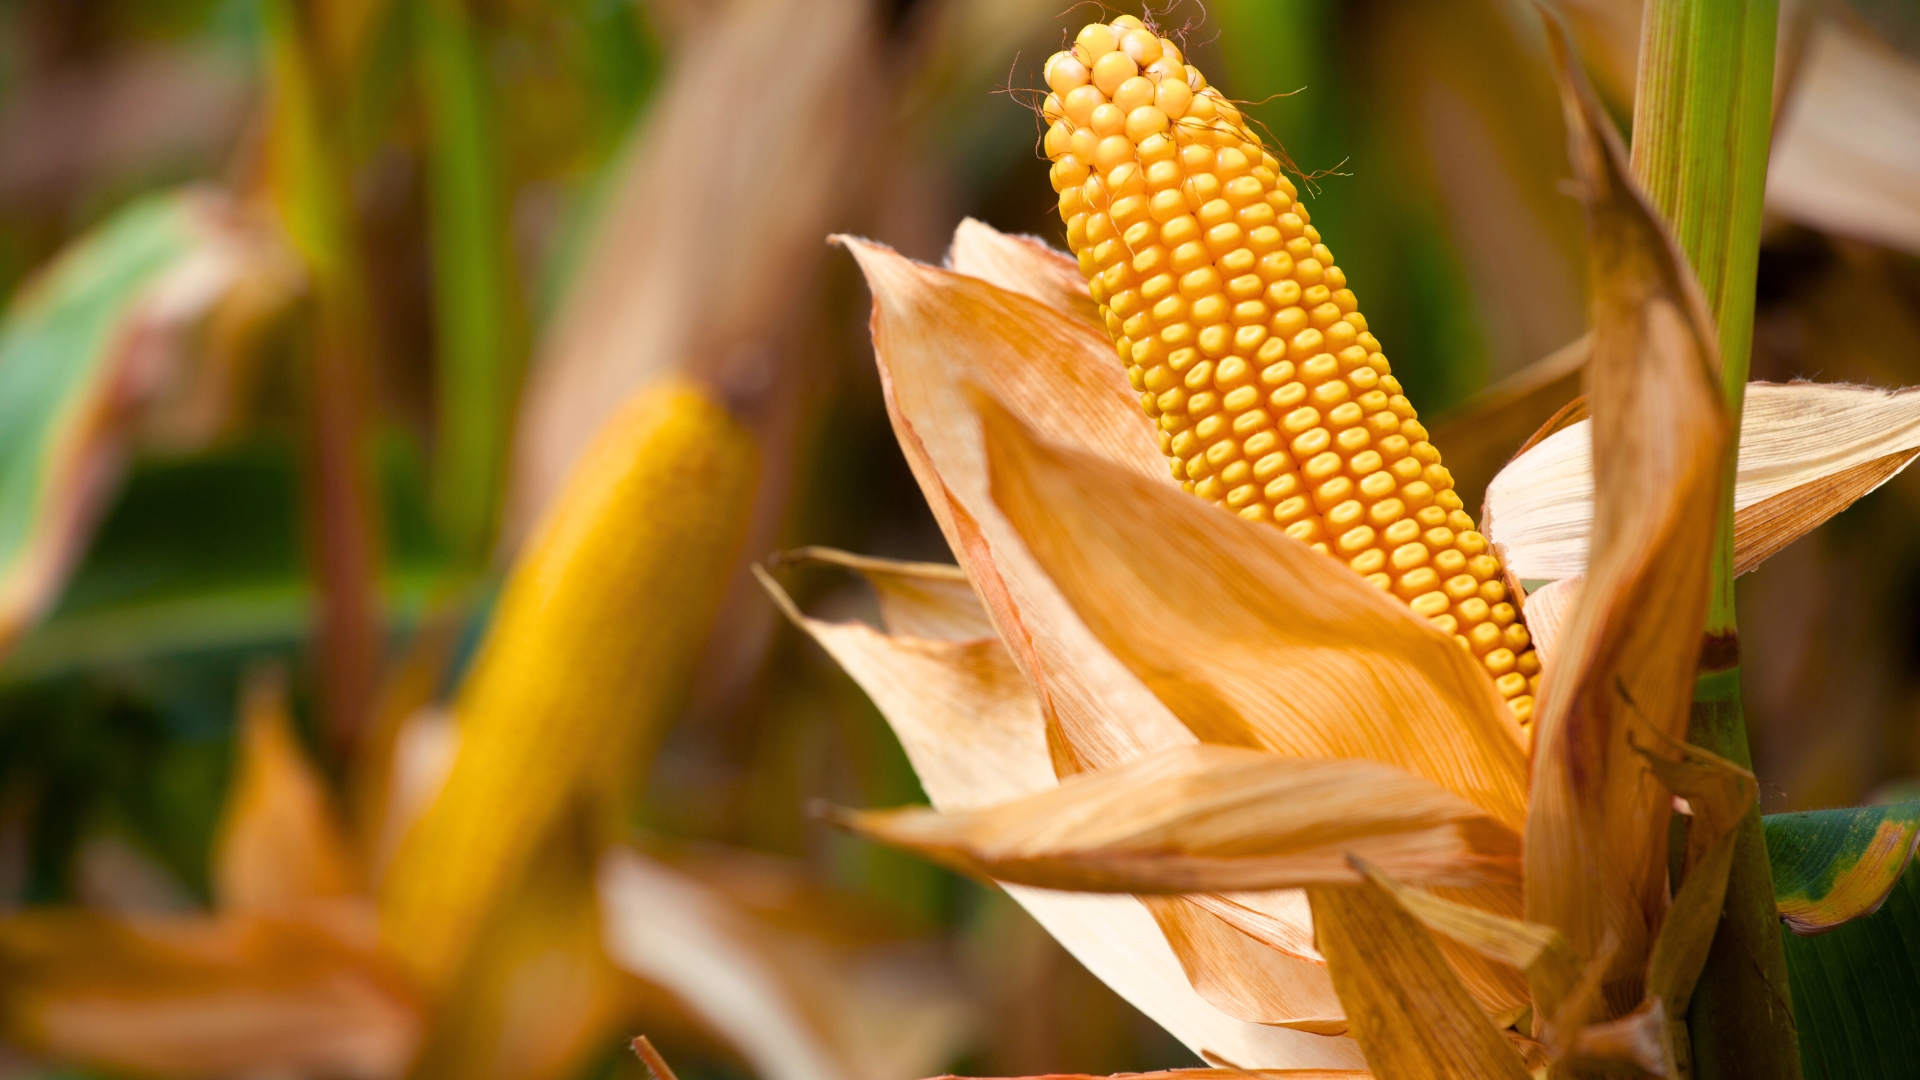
left=1468, top=622, right=1502, bottom=655
left=1409, top=592, right=1450, bottom=618
left=1483, top=649, right=1517, bottom=677
left=1398, top=568, right=1440, bottom=598
left=1092, top=50, right=1139, bottom=95
left=1367, top=498, right=1405, bottom=526
left=1495, top=672, right=1528, bottom=698
left=1432, top=615, right=1459, bottom=636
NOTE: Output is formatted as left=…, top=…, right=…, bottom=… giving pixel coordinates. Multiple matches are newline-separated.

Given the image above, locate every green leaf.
left=1778, top=856, right=1920, bottom=1079
left=0, top=192, right=241, bottom=658
left=418, top=0, right=521, bottom=561
left=1768, top=803, right=1920, bottom=934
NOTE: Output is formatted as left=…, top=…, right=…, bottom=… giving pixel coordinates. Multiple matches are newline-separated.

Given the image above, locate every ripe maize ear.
left=380, top=378, right=758, bottom=989
left=1041, top=15, right=1540, bottom=724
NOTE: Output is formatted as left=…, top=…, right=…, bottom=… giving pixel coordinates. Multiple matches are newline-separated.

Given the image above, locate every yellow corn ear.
left=379, top=378, right=758, bottom=990
left=1041, top=16, right=1539, bottom=723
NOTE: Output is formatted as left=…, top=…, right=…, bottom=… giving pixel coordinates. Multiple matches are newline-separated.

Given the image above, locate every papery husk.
left=1307, top=879, right=1531, bottom=1079
left=381, top=379, right=757, bottom=992
left=600, top=846, right=973, bottom=1080
left=927, top=1071, right=1370, bottom=1080
left=507, top=0, right=867, bottom=537
left=0, top=909, right=417, bottom=1080
left=835, top=744, right=1522, bottom=893
left=1767, top=18, right=1920, bottom=256
left=1524, top=23, right=1730, bottom=997
left=837, top=235, right=1193, bottom=775
left=1487, top=381, right=1920, bottom=582
left=776, top=548, right=996, bottom=643
left=974, top=396, right=1527, bottom=826
left=1142, top=897, right=1346, bottom=1034
left=1518, top=576, right=1581, bottom=665
left=761, top=556, right=1366, bottom=1069
left=946, top=219, right=1101, bottom=330
left=975, top=393, right=1531, bottom=1014
left=1349, top=860, right=1589, bottom=1037
left=213, top=666, right=360, bottom=913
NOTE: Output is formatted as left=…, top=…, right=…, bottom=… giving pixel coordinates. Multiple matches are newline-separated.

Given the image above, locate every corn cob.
left=1041, top=16, right=1540, bottom=724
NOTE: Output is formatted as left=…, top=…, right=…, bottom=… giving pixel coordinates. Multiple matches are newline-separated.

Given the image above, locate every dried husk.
left=834, top=744, right=1522, bottom=893
left=762, top=556, right=1366, bottom=1069
left=1307, top=879, right=1532, bottom=1079
left=1522, top=22, right=1730, bottom=999
left=1487, top=381, right=1920, bottom=582
left=838, top=235, right=1194, bottom=775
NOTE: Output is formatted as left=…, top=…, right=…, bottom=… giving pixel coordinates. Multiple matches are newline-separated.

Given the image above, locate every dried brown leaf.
left=1635, top=729, right=1758, bottom=1018
left=1524, top=23, right=1730, bottom=993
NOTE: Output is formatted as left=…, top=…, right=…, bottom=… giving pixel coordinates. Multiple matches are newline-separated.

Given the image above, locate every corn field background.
left=1, top=0, right=1918, bottom=1078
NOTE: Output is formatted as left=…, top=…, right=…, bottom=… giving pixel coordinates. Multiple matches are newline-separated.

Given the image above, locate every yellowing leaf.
left=838, top=234, right=1194, bottom=775
left=381, top=379, right=757, bottom=992
left=213, top=667, right=360, bottom=913
left=1524, top=27, right=1730, bottom=993
left=0, top=909, right=417, bottom=1080
left=0, top=190, right=262, bottom=659
left=1767, top=802, right=1920, bottom=935
left=1487, top=381, right=1920, bottom=581
left=1308, top=880, right=1531, bottom=1079
left=835, top=744, right=1522, bottom=893
left=762, top=558, right=1365, bottom=1069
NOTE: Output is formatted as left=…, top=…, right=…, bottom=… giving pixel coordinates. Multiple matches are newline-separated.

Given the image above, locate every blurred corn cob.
left=1040, top=15, right=1539, bottom=722
left=381, top=378, right=757, bottom=991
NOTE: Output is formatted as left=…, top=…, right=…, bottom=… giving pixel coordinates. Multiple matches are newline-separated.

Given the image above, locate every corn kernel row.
left=1040, top=15, right=1540, bottom=724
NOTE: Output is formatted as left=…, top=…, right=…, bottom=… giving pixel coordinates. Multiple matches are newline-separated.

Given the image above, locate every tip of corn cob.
left=1038, top=15, right=1541, bottom=727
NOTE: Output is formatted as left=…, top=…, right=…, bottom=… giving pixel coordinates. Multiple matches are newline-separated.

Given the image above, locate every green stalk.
left=1629, top=2, right=1796, bottom=1076
left=418, top=0, right=519, bottom=563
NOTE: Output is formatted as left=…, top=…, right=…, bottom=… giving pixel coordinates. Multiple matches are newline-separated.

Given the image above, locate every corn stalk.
left=1629, top=1, right=1797, bottom=1076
